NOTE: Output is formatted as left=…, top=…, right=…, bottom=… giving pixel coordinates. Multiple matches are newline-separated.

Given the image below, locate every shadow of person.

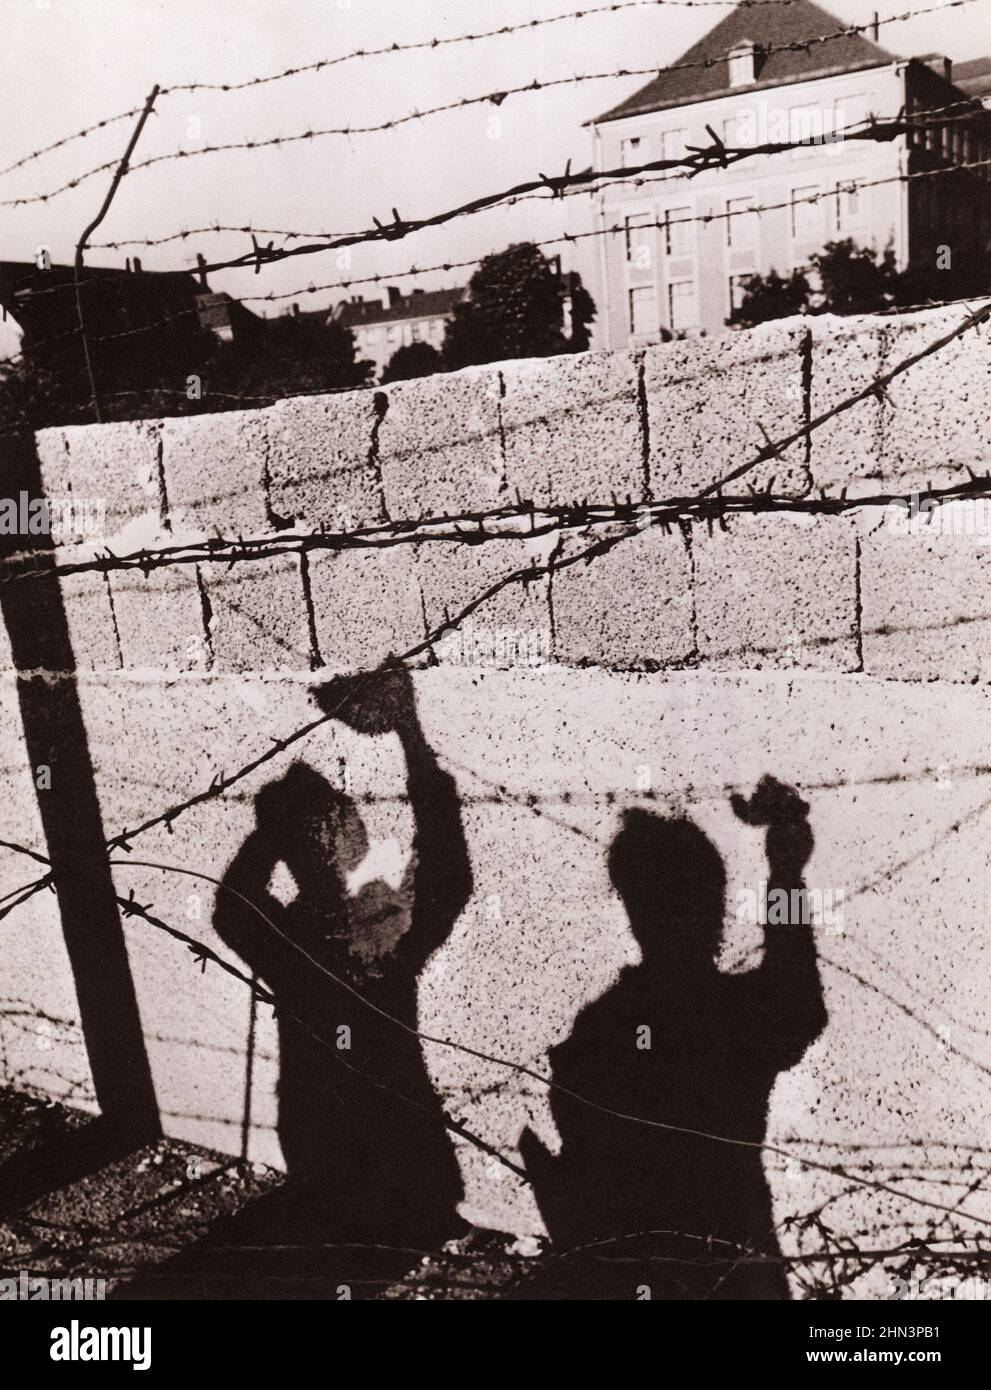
left=117, top=669, right=472, bottom=1299
left=518, top=777, right=827, bottom=1301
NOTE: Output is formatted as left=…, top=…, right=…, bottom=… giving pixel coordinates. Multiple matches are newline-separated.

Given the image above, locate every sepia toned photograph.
left=1, top=0, right=990, bottom=1360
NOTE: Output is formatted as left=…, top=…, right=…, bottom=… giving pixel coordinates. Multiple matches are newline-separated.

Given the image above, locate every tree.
left=202, top=314, right=373, bottom=405
left=381, top=340, right=443, bottom=384
left=442, top=243, right=595, bottom=368
left=811, top=238, right=898, bottom=315
left=728, top=268, right=811, bottom=329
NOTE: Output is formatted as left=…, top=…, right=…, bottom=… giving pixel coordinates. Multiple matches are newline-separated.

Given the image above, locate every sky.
left=1, top=0, right=989, bottom=321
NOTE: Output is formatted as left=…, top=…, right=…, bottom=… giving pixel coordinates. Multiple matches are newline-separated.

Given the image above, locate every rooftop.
left=591, top=0, right=893, bottom=124
left=334, top=286, right=466, bottom=329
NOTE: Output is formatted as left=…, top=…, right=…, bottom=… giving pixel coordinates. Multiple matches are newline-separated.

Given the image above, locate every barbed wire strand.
left=1, top=1, right=980, bottom=211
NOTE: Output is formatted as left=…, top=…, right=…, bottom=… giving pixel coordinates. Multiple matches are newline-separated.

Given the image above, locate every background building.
left=586, top=0, right=991, bottom=345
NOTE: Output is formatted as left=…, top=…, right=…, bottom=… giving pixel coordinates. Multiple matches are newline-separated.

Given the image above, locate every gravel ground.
left=0, top=1088, right=539, bottom=1300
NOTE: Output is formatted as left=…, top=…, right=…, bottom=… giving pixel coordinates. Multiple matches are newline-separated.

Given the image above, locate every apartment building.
left=586, top=0, right=991, bottom=344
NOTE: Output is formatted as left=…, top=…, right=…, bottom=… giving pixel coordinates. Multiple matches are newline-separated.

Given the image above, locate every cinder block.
left=266, top=391, right=386, bottom=531
left=694, top=513, right=858, bottom=670
left=881, top=305, right=991, bottom=493
left=499, top=351, right=643, bottom=508
left=200, top=553, right=312, bottom=673
left=161, top=409, right=270, bottom=536
left=807, top=315, right=884, bottom=498
left=551, top=522, right=694, bottom=668
left=108, top=562, right=206, bottom=671
left=306, top=545, right=425, bottom=672
left=61, top=419, right=163, bottom=537
left=34, top=427, right=73, bottom=513
left=61, top=566, right=121, bottom=672
left=417, top=535, right=553, bottom=668
left=378, top=365, right=504, bottom=521
left=861, top=526, right=991, bottom=682
left=644, top=322, right=810, bottom=499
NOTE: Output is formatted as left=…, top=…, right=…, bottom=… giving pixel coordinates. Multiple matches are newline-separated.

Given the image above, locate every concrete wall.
left=2, top=304, right=991, bottom=1292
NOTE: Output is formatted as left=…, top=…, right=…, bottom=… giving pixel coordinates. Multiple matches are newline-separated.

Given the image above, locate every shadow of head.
left=255, top=763, right=368, bottom=888
left=608, top=809, right=725, bottom=964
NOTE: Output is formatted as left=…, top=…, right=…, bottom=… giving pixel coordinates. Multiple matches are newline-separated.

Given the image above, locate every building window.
left=664, top=207, right=692, bottom=256
left=411, top=321, right=421, bottom=341
left=625, top=212, right=654, bottom=268
left=729, top=274, right=752, bottom=314
left=621, top=136, right=644, bottom=167
left=387, top=326, right=400, bottom=346
left=628, top=285, right=657, bottom=337
left=835, top=180, right=860, bottom=231
left=791, top=185, right=821, bottom=238
left=728, top=43, right=758, bottom=88
left=660, top=128, right=687, bottom=174
left=790, top=103, right=821, bottom=156
left=668, top=280, right=698, bottom=332
left=726, top=195, right=757, bottom=249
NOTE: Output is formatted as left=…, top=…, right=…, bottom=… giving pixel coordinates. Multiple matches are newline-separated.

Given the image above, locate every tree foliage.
left=442, top=243, right=595, bottom=368
left=381, top=340, right=443, bottom=384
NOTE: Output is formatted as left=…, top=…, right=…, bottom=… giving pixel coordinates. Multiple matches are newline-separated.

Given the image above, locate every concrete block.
left=807, top=315, right=884, bottom=498
left=499, top=351, right=643, bottom=508
left=861, top=527, right=991, bottom=682
left=108, top=562, right=206, bottom=671
left=881, top=305, right=991, bottom=493
left=307, top=545, right=425, bottom=672
left=551, top=522, right=694, bottom=668
left=200, top=553, right=312, bottom=673
left=266, top=391, right=386, bottom=531
left=61, top=419, right=163, bottom=538
left=160, top=409, right=271, bottom=536
left=644, top=322, right=809, bottom=499
left=378, top=365, right=504, bottom=521
left=60, top=566, right=121, bottom=672
left=34, top=427, right=73, bottom=506
left=694, top=513, right=858, bottom=670
left=417, top=535, right=553, bottom=668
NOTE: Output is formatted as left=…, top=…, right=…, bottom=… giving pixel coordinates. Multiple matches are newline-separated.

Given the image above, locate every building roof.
left=953, top=56, right=991, bottom=100
left=591, top=0, right=894, bottom=124
left=335, top=286, right=465, bottom=329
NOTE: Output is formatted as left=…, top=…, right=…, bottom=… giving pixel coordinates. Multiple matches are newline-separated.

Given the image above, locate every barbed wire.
left=1, top=0, right=967, bottom=190
left=2, top=1, right=979, bottom=211
left=4, top=100, right=985, bottom=371
left=2, top=296, right=987, bottom=861
left=0, top=829, right=986, bottom=1228
left=0, top=0, right=830, bottom=184
left=3, top=122, right=985, bottom=370
left=90, top=224, right=346, bottom=251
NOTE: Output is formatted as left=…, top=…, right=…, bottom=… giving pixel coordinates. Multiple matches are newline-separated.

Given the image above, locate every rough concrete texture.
left=806, top=315, right=884, bottom=498
left=551, top=522, right=694, bottom=667
left=5, top=309, right=991, bottom=1294
left=378, top=364, right=504, bottom=520
left=60, top=568, right=121, bottom=672
left=200, top=552, right=312, bottom=673
left=48, top=419, right=163, bottom=538
left=108, top=563, right=206, bottom=673
left=160, top=410, right=271, bottom=537
left=499, top=351, right=644, bottom=508
left=1, top=666, right=989, bottom=1294
left=306, top=545, right=427, bottom=672
left=861, top=526, right=991, bottom=682
left=882, top=304, right=991, bottom=495
left=693, top=513, right=859, bottom=671
left=416, top=532, right=553, bottom=667
left=643, top=321, right=810, bottom=499
left=266, top=391, right=386, bottom=532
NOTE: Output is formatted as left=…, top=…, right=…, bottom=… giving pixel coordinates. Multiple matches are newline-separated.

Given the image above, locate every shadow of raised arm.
left=314, top=668, right=473, bottom=975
